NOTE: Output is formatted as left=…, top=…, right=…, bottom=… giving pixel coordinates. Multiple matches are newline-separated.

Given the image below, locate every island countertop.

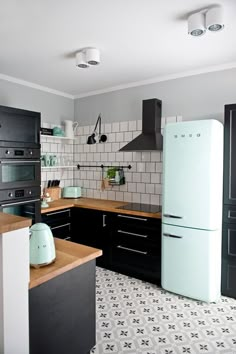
left=0, top=212, right=32, bottom=234
left=29, top=238, right=102, bottom=289
left=41, top=197, right=162, bottom=219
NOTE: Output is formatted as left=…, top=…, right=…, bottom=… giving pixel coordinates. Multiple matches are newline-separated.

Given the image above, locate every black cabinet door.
left=71, top=208, right=113, bottom=267
left=223, top=104, right=236, bottom=205
left=222, top=222, right=236, bottom=298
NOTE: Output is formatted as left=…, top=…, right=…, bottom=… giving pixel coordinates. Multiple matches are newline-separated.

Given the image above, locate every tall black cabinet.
left=222, top=104, right=236, bottom=298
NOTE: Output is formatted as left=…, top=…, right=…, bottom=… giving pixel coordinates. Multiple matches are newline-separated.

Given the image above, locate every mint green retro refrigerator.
left=161, top=119, right=223, bottom=302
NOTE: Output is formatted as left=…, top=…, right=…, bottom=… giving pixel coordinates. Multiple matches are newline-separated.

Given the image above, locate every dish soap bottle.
left=115, top=169, right=120, bottom=184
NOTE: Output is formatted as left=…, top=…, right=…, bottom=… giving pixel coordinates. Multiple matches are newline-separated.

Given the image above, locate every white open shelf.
left=41, top=135, right=75, bottom=140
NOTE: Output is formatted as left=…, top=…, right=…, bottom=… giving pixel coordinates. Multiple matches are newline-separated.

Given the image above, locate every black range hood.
left=119, top=98, right=163, bottom=151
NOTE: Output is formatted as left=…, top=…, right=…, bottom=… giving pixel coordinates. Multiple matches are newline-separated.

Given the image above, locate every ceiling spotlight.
left=206, top=6, right=224, bottom=32
left=76, top=47, right=100, bottom=69
left=85, top=48, right=100, bottom=65
left=76, top=51, right=89, bottom=68
left=188, top=12, right=206, bottom=36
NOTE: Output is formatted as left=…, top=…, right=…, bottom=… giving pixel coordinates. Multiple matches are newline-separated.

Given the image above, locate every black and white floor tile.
left=90, top=267, right=236, bottom=354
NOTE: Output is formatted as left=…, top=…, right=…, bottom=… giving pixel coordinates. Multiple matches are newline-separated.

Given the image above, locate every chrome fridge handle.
left=163, top=214, right=183, bottom=219
left=163, top=233, right=183, bottom=239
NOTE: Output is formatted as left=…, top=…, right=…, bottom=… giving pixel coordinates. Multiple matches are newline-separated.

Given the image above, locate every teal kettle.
left=30, top=223, right=56, bottom=268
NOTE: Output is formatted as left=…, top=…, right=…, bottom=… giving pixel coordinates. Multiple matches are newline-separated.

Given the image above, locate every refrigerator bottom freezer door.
left=161, top=224, right=222, bottom=303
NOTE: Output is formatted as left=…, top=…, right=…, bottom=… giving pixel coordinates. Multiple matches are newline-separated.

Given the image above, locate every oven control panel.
left=0, top=147, right=40, bottom=159
left=0, top=186, right=41, bottom=201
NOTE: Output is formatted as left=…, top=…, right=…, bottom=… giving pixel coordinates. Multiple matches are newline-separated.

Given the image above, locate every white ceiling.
left=0, top=0, right=235, bottom=98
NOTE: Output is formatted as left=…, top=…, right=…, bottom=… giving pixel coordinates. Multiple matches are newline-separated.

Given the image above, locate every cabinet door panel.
left=223, top=105, right=236, bottom=205
left=222, top=223, right=236, bottom=298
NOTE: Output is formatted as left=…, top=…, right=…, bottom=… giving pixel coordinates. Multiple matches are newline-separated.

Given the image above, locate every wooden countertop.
left=29, top=238, right=102, bottom=289
left=41, top=197, right=162, bottom=219
left=0, top=212, right=32, bottom=234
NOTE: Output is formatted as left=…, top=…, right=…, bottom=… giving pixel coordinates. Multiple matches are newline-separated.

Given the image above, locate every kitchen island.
left=29, top=238, right=102, bottom=354
left=0, top=213, right=32, bottom=354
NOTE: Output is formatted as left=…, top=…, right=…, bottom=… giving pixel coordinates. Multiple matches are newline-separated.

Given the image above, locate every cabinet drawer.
left=115, top=213, right=160, bottom=229
left=114, top=224, right=160, bottom=242
left=111, top=240, right=160, bottom=273
left=50, top=222, right=72, bottom=241
left=42, top=208, right=71, bottom=223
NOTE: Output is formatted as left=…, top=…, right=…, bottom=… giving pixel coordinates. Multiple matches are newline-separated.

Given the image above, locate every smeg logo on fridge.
left=173, top=133, right=201, bottom=138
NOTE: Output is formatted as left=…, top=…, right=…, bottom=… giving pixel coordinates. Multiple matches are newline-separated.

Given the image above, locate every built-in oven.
left=0, top=158, right=41, bottom=189
left=0, top=105, right=40, bottom=148
left=0, top=186, right=41, bottom=223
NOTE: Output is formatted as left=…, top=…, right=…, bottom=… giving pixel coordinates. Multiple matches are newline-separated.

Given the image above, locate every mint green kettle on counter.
left=29, top=223, right=56, bottom=268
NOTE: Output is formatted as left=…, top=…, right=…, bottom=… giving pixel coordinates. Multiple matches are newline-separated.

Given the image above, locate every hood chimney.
left=119, top=98, right=163, bottom=151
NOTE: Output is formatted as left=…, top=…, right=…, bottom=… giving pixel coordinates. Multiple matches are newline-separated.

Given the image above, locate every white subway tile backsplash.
left=151, top=173, right=161, bottom=184
left=146, top=162, right=155, bottom=173
left=112, top=122, right=120, bottom=132
left=137, top=120, right=142, bottom=131
left=146, top=183, right=155, bottom=194
left=124, top=152, right=132, bottom=162
left=124, top=132, right=133, bottom=141
left=108, top=133, right=115, bottom=143
left=120, top=121, right=128, bottom=132
left=128, top=120, right=137, bottom=131
left=116, top=132, right=124, bottom=142
left=112, top=143, right=120, bottom=153
left=40, top=115, right=174, bottom=205
left=133, top=173, right=141, bottom=183
left=105, top=123, right=112, bottom=133
left=137, top=183, right=145, bottom=193
left=141, top=173, right=151, bottom=183
left=127, top=182, right=136, bottom=193
left=166, top=116, right=177, bottom=124
left=132, top=193, right=141, bottom=203
left=141, top=194, right=150, bottom=204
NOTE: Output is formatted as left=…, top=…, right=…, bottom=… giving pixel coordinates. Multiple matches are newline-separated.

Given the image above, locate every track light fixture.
left=76, top=47, right=100, bottom=69
left=187, top=6, right=224, bottom=37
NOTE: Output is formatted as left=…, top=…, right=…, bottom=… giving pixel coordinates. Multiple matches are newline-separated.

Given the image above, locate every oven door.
left=0, top=160, right=40, bottom=188
left=0, top=198, right=41, bottom=224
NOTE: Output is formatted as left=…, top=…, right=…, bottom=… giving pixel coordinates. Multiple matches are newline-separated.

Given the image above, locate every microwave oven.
left=0, top=105, right=41, bottom=148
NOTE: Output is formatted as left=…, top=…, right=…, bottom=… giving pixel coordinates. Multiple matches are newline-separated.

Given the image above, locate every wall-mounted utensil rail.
left=77, top=164, right=132, bottom=170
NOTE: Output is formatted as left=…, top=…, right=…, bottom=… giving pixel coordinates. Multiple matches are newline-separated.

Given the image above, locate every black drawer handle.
left=118, top=230, right=148, bottom=238
left=45, top=209, right=70, bottom=217
left=50, top=223, right=71, bottom=230
left=163, top=233, right=183, bottom=239
left=117, top=245, right=148, bottom=255
left=117, top=214, right=147, bottom=221
left=163, top=214, right=183, bottom=219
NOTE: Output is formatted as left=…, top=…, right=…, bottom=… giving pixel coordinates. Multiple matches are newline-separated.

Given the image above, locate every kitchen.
left=0, top=0, right=236, bottom=353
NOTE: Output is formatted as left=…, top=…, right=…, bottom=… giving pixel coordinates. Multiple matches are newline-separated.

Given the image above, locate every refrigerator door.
left=161, top=223, right=221, bottom=302
left=162, top=120, right=223, bottom=230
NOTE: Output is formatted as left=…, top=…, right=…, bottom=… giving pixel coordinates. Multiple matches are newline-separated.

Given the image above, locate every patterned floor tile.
left=91, top=267, right=236, bottom=354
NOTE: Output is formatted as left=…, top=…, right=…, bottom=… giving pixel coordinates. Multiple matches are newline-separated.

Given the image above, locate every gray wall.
left=74, top=68, right=236, bottom=125
left=0, top=79, right=74, bottom=125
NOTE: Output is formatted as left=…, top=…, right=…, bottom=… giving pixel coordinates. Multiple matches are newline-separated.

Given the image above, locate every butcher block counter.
left=0, top=212, right=31, bottom=234
left=29, top=238, right=102, bottom=289
left=41, top=197, right=162, bottom=219
left=29, top=238, right=102, bottom=354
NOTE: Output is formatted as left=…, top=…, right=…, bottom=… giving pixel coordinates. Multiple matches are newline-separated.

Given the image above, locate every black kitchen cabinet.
left=41, top=208, right=72, bottom=241
left=222, top=103, right=236, bottom=298
left=71, top=208, right=113, bottom=267
left=110, top=213, right=161, bottom=284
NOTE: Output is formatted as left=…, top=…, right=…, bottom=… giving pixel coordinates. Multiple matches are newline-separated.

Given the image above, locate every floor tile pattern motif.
left=91, top=267, right=236, bottom=354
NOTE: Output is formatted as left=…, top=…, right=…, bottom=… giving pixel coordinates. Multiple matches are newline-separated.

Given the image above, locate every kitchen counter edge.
left=41, top=197, right=162, bottom=219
